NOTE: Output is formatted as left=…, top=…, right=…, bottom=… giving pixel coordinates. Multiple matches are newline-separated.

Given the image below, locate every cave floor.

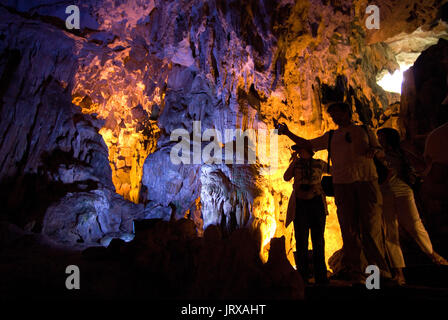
left=304, top=268, right=448, bottom=301
left=1, top=226, right=447, bottom=302
left=1, top=238, right=447, bottom=302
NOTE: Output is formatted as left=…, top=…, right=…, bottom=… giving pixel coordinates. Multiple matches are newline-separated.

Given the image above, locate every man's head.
left=377, top=127, right=401, bottom=150
left=327, top=102, right=352, bottom=127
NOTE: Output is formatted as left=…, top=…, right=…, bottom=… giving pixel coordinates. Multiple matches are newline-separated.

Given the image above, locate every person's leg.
left=333, top=183, right=362, bottom=276
left=382, top=191, right=406, bottom=269
left=294, top=198, right=310, bottom=282
left=356, top=180, right=390, bottom=277
left=382, top=191, right=406, bottom=285
left=395, top=195, right=433, bottom=255
left=396, top=194, right=448, bottom=266
left=419, top=163, right=448, bottom=265
left=309, top=196, right=328, bottom=284
left=396, top=195, right=448, bottom=265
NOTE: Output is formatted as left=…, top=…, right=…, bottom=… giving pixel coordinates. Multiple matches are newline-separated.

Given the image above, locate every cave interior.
left=0, top=0, right=448, bottom=302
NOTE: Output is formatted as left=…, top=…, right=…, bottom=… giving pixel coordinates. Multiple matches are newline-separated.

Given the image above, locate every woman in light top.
left=377, top=128, right=448, bottom=285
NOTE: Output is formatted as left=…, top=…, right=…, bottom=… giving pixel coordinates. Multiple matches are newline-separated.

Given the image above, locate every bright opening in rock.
left=377, top=65, right=410, bottom=94
left=377, top=23, right=448, bottom=94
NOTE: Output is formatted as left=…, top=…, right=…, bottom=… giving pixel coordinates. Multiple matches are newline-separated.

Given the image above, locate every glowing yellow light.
left=252, top=191, right=277, bottom=263
left=73, top=87, right=160, bottom=203
left=137, top=81, right=146, bottom=90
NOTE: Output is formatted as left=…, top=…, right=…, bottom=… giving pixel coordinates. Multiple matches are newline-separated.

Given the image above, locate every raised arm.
left=278, top=123, right=313, bottom=150
left=279, top=123, right=330, bottom=153
left=365, top=126, right=385, bottom=158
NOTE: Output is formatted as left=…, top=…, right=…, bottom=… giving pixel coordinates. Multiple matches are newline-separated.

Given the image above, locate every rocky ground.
left=1, top=219, right=447, bottom=302
left=0, top=220, right=304, bottom=300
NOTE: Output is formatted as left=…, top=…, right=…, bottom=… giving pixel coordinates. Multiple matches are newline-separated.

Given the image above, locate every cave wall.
left=0, top=5, right=146, bottom=244
left=401, top=39, right=448, bottom=143
left=364, top=0, right=446, bottom=45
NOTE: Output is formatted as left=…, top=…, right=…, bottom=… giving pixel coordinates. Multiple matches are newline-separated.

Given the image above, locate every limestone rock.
left=365, top=0, right=444, bottom=45
left=42, top=189, right=144, bottom=245
left=401, top=39, right=448, bottom=140
left=0, top=8, right=115, bottom=232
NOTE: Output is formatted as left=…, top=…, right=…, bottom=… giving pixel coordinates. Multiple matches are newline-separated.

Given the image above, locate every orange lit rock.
left=72, top=45, right=164, bottom=203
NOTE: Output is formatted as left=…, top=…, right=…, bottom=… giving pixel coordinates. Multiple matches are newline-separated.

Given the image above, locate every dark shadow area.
left=0, top=220, right=303, bottom=300
left=0, top=148, right=99, bottom=232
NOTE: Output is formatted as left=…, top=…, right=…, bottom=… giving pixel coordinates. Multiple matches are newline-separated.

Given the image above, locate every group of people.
left=279, top=102, right=448, bottom=286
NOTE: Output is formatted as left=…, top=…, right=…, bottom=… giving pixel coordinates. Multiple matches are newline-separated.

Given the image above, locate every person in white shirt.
left=278, top=102, right=390, bottom=283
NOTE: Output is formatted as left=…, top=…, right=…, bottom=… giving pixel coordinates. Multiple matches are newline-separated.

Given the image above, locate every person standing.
left=420, top=96, right=448, bottom=262
left=279, top=102, right=390, bottom=283
left=422, top=121, right=448, bottom=199
left=284, top=145, right=329, bottom=285
left=377, top=128, right=448, bottom=286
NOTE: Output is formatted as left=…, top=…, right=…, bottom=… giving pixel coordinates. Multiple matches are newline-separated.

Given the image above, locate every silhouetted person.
left=284, top=145, right=328, bottom=285
left=422, top=82, right=448, bottom=199
left=279, top=102, right=390, bottom=283
left=422, top=91, right=448, bottom=252
left=377, top=128, right=448, bottom=286
left=422, top=118, right=448, bottom=200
